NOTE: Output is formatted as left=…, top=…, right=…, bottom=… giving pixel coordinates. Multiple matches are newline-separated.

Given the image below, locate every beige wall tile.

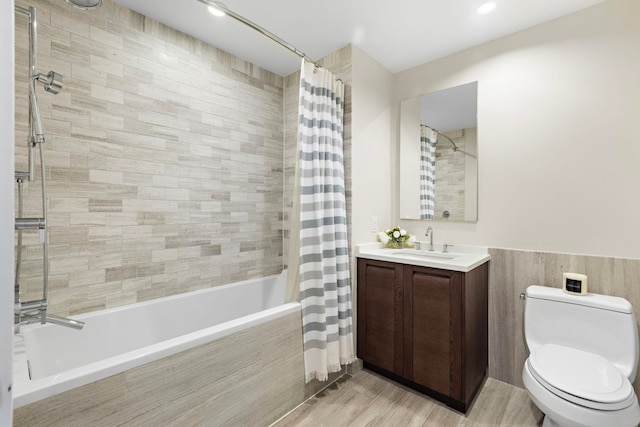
left=14, top=311, right=310, bottom=426
left=489, top=247, right=640, bottom=394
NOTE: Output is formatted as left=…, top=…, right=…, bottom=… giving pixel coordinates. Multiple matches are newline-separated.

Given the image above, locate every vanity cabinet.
left=357, top=258, right=489, bottom=412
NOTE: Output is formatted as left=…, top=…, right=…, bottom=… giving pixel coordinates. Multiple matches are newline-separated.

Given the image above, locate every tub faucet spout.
left=14, top=296, right=85, bottom=332
left=46, top=314, right=85, bottom=330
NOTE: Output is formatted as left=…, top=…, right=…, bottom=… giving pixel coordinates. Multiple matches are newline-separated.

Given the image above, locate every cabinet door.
left=404, top=265, right=462, bottom=398
left=357, top=259, right=404, bottom=376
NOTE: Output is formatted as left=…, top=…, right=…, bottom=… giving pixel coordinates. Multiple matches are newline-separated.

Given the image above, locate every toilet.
left=522, top=285, right=640, bottom=427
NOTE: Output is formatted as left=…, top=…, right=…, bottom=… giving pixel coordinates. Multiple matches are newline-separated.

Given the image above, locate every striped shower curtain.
left=420, top=125, right=437, bottom=220
left=297, top=59, right=354, bottom=382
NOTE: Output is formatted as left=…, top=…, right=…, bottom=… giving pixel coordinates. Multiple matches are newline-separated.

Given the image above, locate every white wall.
left=351, top=46, right=394, bottom=243
left=463, top=128, right=478, bottom=222
left=394, top=0, right=640, bottom=259
left=0, top=1, right=14, bottom=424
left=399, top=97, right=422, bottom=219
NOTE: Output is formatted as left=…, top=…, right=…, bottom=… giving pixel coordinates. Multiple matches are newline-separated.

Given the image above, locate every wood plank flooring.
left=273, top=370, right=543, bottom=427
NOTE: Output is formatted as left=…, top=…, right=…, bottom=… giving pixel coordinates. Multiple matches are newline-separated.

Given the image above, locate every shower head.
left=65, top=0, right=102, bottom=9
left=29, top=71, right=64, bottom=143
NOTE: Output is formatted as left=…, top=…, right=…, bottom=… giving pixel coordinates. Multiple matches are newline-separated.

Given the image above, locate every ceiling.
left=111, top=0, right=607, bottom=76
left=421, top=82, right=477, bottom=133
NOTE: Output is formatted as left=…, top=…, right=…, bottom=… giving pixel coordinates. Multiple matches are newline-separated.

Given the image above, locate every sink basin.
left=391, top=250, right=457, bottom=260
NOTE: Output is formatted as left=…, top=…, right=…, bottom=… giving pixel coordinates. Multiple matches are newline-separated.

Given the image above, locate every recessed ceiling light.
left=208, top=5, right=226, bottom=17
left=477, top=2, right=496, bottom=15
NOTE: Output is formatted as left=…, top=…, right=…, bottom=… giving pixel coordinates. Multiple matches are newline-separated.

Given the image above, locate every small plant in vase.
left=384, top=226, right=412, bottom=249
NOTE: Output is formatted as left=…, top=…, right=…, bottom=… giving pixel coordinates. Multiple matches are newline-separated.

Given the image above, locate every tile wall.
left=433, top=128, right=468, bottom=221
left=489, top=248, right=640, bottom=393
left=15, top=310, right=308, bottom=426
left=14, top=0, right=285, bottom=316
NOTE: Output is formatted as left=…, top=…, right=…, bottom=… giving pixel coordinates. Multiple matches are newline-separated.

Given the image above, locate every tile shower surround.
left=14, top=0, right=288, bottom=316
left=12, top=4, right=353, bottom=420
left=433, top=128, right=468, bottom=221
left=15, top=0, right=354, bottom=317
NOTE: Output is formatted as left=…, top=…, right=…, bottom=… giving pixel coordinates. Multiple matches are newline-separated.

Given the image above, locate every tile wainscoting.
left=488, top=247, right=640, bottom=392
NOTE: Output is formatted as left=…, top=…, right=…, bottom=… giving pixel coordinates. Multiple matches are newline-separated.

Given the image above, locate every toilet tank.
left=524, top=285, right=639, bottom=381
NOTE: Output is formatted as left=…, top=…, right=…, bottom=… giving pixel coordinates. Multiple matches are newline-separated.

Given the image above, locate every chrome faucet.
left=425, top=227, right=434, bottom=251
left=14, top=287, right=84, bottom=333
left=45, top=314, right=85, bottom=330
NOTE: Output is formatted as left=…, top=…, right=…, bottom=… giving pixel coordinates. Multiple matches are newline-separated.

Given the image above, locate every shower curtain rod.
left=196, top=0, right=319, bottom=67
left=437, top=131, right=460, bottom=152
left=424, top=125, right=460, bottom=152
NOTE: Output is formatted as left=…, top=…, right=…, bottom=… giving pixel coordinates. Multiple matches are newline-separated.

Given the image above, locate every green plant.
left=386, top=226, right=409, bottom=244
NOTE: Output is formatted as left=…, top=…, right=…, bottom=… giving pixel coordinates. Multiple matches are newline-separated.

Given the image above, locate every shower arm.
left=196, top=0, right=319, bottom=66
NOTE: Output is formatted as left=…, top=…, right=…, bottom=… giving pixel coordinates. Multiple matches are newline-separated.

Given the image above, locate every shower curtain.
left=420, top=125, right=437, bottom=220
left=295, top=59, right=354, bottom=382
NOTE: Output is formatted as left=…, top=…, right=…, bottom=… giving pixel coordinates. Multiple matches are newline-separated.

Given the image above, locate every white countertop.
left=356, top=242, right=490, bottom=272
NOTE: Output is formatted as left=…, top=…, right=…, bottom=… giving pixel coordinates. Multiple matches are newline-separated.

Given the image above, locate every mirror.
left=399, top=82, right=478, bottom=222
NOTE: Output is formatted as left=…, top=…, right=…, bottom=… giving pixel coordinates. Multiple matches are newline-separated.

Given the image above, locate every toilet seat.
left=528, top=344, right=636, bottom=411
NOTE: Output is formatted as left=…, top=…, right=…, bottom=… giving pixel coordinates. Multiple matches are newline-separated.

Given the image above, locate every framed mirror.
left=399, top=82, right=478, bottom=222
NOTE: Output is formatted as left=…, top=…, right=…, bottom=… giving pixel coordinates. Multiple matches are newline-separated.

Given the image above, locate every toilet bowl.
left=522, top=285, right=640, bottom=427
left=522, top=349, right=640, bottom=427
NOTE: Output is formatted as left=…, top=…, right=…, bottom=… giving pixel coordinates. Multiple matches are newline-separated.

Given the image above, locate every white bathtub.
left=13, top=270, right=299, bottom=409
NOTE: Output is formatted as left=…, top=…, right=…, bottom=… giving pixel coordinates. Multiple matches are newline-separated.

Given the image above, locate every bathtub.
left=13, top=271, right=315, bottom=426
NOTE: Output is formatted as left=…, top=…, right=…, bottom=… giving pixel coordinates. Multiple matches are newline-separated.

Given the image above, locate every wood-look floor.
left=273, top=370, right=543, bottom=427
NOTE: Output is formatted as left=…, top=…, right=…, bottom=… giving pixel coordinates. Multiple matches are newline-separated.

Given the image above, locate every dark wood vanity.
left=356, top=257, right=489, bottom=412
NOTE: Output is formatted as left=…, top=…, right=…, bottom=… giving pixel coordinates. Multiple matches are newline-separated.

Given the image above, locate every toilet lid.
left=528, top=344, right=635, bottom=410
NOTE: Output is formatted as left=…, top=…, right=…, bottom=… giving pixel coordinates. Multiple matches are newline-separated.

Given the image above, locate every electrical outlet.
left=371, top=216, right=378, bottom=232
